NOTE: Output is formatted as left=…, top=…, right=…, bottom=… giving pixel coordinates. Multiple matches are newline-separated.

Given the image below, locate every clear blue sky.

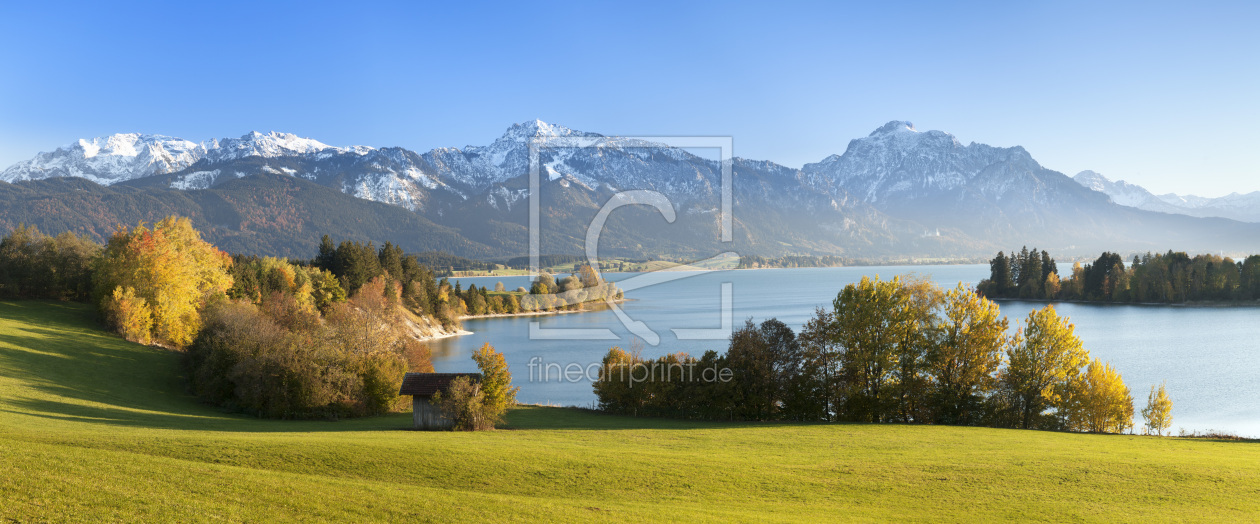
left=1, top=1, right=1256, bottom=196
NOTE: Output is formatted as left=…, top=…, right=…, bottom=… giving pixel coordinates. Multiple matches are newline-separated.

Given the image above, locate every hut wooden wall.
left=412, top=397, right=453, bottom=430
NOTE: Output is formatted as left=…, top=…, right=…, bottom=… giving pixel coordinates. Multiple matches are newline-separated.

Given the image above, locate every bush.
left=186, top=277, right=434, bottom=419
left=433, top=377, right=493, bottom=431
left=433, top=343, right=517, bottom=430
left=187, top=301, right=353, bottom=418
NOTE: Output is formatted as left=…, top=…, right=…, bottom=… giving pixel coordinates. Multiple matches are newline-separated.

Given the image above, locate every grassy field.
left=1, top=301, right=1258, bottom=522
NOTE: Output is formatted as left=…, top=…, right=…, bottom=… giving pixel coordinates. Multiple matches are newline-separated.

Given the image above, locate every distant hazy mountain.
left=4, top=120, right=1260, bottom=259
left=1073, top=170, right=1260, bottom=223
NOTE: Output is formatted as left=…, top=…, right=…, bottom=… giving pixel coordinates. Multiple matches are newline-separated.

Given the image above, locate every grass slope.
left=1, top=301, right=1257, bottom=522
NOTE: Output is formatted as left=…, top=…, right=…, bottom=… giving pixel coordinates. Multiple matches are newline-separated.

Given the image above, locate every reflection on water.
left=433, top=265, right=1260, bottom=436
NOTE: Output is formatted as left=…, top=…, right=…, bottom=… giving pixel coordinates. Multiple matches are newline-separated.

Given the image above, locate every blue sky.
left=1, top=1, right=1256, bottom=196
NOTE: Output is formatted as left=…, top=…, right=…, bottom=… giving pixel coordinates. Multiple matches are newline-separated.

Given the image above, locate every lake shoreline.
left=430, top=264, right=1260, bottom=436
left=429, top=298, right=634, bottom=340
left=990, top=297, right=1260, bottom=308
left=459, top=297, right=632, bottom=321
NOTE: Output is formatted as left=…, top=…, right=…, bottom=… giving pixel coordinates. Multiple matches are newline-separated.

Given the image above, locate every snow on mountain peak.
left=206, top=131, right=337, bottom=161
left=1073, top=170, right=1109, bottom=192
left=0, top=133, right=207, bottom=185
left=500, top=119, right=596, bottom=141
left=0, top=131, right=378, bottom=186
left=870, top=120, right=918, bottom=136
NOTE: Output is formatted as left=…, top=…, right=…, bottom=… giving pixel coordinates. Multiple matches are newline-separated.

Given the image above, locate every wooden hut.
left=399, top=372, right=481, bottom=430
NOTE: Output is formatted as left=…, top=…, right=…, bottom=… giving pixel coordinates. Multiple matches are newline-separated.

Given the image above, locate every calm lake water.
left=432, top=265, right=1260, bottom=437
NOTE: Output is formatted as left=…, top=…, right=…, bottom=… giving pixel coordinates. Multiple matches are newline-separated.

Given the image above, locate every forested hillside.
left=0, top=174, right=495, bottom=258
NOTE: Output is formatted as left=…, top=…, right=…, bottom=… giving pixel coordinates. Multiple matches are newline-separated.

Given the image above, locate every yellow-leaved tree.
left=928, top=283, right=1010, bottom=425
left=1065, top=358, right=1134, bottom=433
left=1142, top=381, right=1174, bottom=436
left=95, top=216, right=233, bottom=348
left=1000, top=305, right=1089, bottom=429
left=472, top=343, right=519, bottom=427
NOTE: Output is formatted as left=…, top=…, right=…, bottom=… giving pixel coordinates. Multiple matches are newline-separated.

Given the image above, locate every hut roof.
left=398, top=372, right=482, bottom=397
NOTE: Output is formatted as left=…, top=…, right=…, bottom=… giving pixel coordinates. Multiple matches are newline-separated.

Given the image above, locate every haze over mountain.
left=1074, top=170, right=1260, bottom=223
left=3, top=121, right=1259, bottom=260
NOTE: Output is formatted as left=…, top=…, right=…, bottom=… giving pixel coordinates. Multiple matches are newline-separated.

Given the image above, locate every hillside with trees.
left=0, top=174, right=497, bottom=259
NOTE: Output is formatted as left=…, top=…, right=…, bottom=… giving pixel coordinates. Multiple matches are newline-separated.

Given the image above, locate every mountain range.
left=2, top=120, right=1259, bottom=260
left=1073, top=170, right=1260, bottom=223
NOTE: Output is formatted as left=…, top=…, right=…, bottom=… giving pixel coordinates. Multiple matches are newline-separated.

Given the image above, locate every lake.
left=431, top=265, right=1260, bottom=437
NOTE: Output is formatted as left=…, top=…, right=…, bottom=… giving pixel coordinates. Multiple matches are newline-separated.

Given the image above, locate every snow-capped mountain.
left=0, top=134, right=207, bottom=185
left=797, top=120, right=1120, bottom=250
left=423, top=120, right=602, bottom=190
left=0, top=131, right=372, bottom=187
left=1072, top=171, right=1187, bottom=214
left=1073, top=170, right=1260, bottom=223
left=802, top=121, right=1078, bottom=206
left=422, top=119, right=723, bottom=203
left=4, top=120, right=1260, bottom=259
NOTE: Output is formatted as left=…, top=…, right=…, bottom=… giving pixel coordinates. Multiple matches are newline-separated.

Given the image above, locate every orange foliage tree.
left=94, top=216, right=233, bottom=347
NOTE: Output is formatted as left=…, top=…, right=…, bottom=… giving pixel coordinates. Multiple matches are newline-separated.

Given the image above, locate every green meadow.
left=1, top=300, right=1257, bottom=522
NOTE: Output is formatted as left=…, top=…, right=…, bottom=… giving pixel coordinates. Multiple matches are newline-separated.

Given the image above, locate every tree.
left=578, top=264, right=601, bottom=288
left=759, top=318, right=810, bottom=421
left=471, top=343, right=518, bottom=427
left=1019, top=248, right=1043, bottom=298
left=1065, top=359, right=1133, bottom=434
left=726, top=319, right=796, bottom=420
left=798, top=307, right=842, bottom=421
left=1066, top=262, right=1086, bottom=300
left=1000, top=305, right=1089, bottom=429
left=1141, top=382, right=1173, bottom=436
left=828, top=276, right=932, bottom=423
left=988, top=251, right=1014, bottom=295
left=1043, top=272, right=1062, bottom=299
left=94, top=216, right=234, bottom=347
left=890, top=276, right=940, bottom=423
left=103, top=286, right=154, bottom=345
left=593, top=345, right=646, bottom=415
left=306, top=267, right=347, bottom=312
left=532, top=271, right=556, bottom=295
left=928, top=284, right=1008, bottom=425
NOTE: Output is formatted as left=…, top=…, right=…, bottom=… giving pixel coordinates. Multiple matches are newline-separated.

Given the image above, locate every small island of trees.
left=978, top=246, right=1260, bottom=303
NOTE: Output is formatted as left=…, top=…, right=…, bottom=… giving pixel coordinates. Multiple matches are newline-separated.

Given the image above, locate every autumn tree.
left=471, top=343, right=518, bottom=427
left=531, top=271, right=556, bottom=295
left=1065, top=359, right=1134, bottom=433
left=828, top=276, right=934, bottom=423
left=94, top=217, right=233, bottom=347
left=928, top=284, right=1009, bottom=425
left=578, top=264, right=601, bottom=288
left=1000, top=305, right=1089, bottom=429
left=1141, top=381, right=1174, bottom=436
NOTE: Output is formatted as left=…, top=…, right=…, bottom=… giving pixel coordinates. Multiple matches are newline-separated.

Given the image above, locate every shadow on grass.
left=0, top=301, right=411, bottom=433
